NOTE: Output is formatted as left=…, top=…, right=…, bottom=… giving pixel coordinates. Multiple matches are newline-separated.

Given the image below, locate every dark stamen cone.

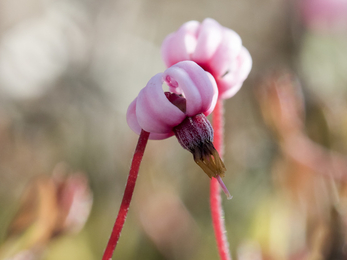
left=173, top=114, right=226, bottom=178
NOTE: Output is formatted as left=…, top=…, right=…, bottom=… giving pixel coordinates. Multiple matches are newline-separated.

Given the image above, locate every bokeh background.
left=1, top=0, right=347, bottom=259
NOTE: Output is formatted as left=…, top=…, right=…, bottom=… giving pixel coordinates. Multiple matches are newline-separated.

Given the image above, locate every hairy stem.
left=102, top=130, right=150, bottom=260
left=211, top=100, right=232, bottom=260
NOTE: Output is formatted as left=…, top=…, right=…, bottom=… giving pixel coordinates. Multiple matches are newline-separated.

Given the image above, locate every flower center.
left=164, top=92, right=186, bottom=113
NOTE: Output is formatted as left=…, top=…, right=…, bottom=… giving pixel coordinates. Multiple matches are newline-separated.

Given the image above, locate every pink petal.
left=161, top=21, right=200, bottom=67
left=204, top=72, right=218, bottom=115
left=217, top=46, right=252, bottom=99
left=238, top=47, right=252, bottom=80
left=208, top=28, right=242, bottom=78
left=127, top=61, right=219, bottom=139
left=218, top=82, right=243, bottom=100
left=191, top=18, right=223, bottom=65
left=147, top=131, right=175, bottom=140
left=126, top=97, right=173, bottom=140
left=136, top=73, right=186, bottom=134
left=126, top=98, right=142, bottom=135
left=163, top=61, right=218, bottom=117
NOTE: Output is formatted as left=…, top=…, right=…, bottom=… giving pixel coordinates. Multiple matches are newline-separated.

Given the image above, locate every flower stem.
left=211, top=100, right=232, bottom=260
left=102, top=130, right=150, bottom=260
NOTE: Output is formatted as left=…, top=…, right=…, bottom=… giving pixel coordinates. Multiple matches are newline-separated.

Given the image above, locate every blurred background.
left=0, top=0, right=347, bottom=259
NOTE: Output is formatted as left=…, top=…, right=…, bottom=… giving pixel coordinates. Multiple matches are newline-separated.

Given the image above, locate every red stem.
left=102, top=130, right=150, bottom=260
left=211, top=100, right=231, bottom=260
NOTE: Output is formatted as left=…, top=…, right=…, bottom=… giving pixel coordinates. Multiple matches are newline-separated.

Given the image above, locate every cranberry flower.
left=161, top=18, right=252, bottom=99
left=126, top=60, right=230, bottom=197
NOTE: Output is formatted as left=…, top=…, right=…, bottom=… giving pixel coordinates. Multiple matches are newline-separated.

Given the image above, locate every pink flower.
left=161, top=18, right=252, bottom=100
left=126, top=61, right=230, bottom=197
left=127, top=60, right=217, bottom=140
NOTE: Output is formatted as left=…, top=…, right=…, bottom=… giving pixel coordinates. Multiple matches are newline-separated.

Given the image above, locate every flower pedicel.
left=127, top=60, right=231, bottom=197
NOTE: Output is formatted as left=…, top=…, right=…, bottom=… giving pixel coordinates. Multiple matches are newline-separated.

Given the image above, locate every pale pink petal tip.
left=216, top=175, right=233, bottom=200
